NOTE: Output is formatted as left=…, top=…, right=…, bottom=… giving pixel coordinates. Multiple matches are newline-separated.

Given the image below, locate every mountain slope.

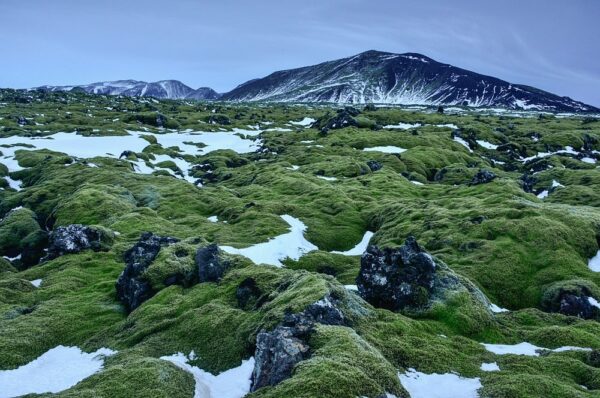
left=36, top=80, right=220, bottom=100
left=223, top=50, right=597, bottom=112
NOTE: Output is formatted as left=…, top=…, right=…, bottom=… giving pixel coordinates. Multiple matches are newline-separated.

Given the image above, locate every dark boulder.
left=205, top=114, right=231, bottom=125
left=357, top=237, right=437, bottom=311
left=541, top=280, right=600, bottom=320
left=470, top=169, right=497, bottom=185
left=312, top=108, right=360, bottom=135
left=450, top=129, right=477, bottom=151
left=366, top=160, right=383, bottom=172
left=119, top=150, right=135, bottom=159
left=155, top=114, right=167, bottom=128
left=16, top=116, right=28, bottom=126
left=44, top=224, right=109, bottom=261
left=520, top=173, right=537, bottom=193
left=116, top=232, right=179, bottom=312
left=250, top=325, right=311, bottom=391
left=196, top=244, right=230, bottom=282
left=250, top=294, right=347, bottom=391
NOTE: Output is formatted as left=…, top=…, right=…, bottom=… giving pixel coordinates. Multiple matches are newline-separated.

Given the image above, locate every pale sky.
left=1, top=0, right=598, bottom=105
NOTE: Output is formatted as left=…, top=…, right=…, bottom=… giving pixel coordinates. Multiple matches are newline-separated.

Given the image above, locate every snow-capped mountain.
left=222, top=50, right=597, bottom=112
left=36, top=80, right=220, bottom=100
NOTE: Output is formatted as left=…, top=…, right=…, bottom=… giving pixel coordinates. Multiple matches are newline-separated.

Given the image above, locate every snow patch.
left=289, top=117, right=316, bottom=127
left=207, top=216, right=218, bottom=223
left=383, top=123, right=422, bottom=130
left=363, top=146, right=406, bottom=154
left=331, top=231, right=374, bottom=256
left=476, top=140, right=498, bottom=150
left=489, top=303, right=509, bottom=313
left=0, top=346, right=116, bottom=398
left=399, top=368, right=482, bottom=398
left=220, top=215, right=318, bottom=267
left=30, top=279, right=42, bottom=288
left=160, top=352, right=254, bottom=398
left=481, top=342, right=591, bottom=356
left=453, top=137, right=472, bottom=152
left=588, top=250, right=600, bottom=272
left=480, top=362, right=500, bottom=372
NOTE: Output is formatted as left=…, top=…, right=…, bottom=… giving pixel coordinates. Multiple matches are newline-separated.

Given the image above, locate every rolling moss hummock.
left=1, top=89, right=600, bottom=397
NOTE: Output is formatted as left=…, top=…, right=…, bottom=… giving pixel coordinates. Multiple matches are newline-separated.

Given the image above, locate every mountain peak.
left=223, top=51, right=597, bottom=112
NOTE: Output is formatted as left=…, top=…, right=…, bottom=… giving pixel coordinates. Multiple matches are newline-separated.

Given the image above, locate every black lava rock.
left=119, top=150, right=134, bottom=159
left=470, top=169, right=497, bottom=185
left=541, top=281, right=600, bottom=320
left=196, top=243, right=229, bottom=283
left=250, top=294, right=346, bottom=391
left=206, top=114, right=231, bottom=125
left=356, top=236, right=437, bottom=311
left=44, top=224, right=107, bottom=261
left=250, top=325, right=311, bottom=391
left=116, top=232, right=179, bottom=312
left=520, top=173, right=537, bottom=193
left=366, top=160, right=383, bottom=172
left=313, top=108, right=359, bottom=135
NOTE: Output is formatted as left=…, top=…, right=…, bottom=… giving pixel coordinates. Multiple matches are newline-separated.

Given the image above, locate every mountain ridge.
left=223, top=50, right=597, bottom=112
left=32, top=51, right=598, bottom=112
left=35, top=79, right=221, bottom=100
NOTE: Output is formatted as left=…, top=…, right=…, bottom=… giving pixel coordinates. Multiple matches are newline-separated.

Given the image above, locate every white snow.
left=489, top=303, right=509, bottom=313
left=435, top=124, right=459, bottom=129
left=581, top=157, right=596, bottom=164
left=289, top=117, right=316, bottom=127
left=480, top=362, right=500, bottom=372
left=588, top=250, right=600, bottom=272
left=363, top=146, right=407, bottom=154
left=383, top=123, right=422, bottom=130
left=536, top=190, right=549, bottom=199
left=30, top=279, right=42, bottom=288
left=588, top=297, right=600, bottom=309
left=220, top=215, right=318, bottom=267
left=0, top=130, right=260, bottom=184
left=0, top=346, right=116, bottom=398
left=481, top=342, right=591, bottom=356
left=286, top=165, right=300, bottom=171
left=399, top=368, right=482, bottom=398
left=161, top=352, right=254, bottom=398
left=317, top=175, right=338, bottom=181
left=453, top=137, right=472, bottom=152
left=476, top=140, right=498, bottom=150
left=410, top=180, right=424, bottom=186
left=344, top=284, right=358, bottom=291
left=331, top=231, right=374, bottom=256
left=207, top=216, right=218, bottom=223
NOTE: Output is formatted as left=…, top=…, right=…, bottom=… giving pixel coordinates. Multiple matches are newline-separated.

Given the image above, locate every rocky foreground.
left=1, top=89, right=600, bottom=397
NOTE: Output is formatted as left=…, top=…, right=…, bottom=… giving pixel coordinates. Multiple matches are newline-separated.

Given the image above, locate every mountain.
left=36, top=80, right=221, bottom=100
left=222, top=50, right=598, bottom=112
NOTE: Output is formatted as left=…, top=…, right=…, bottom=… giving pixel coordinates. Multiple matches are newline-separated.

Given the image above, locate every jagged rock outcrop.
left=250, top=294, right=347, bottom=391
left=357, top=237, right=437, bottom=311
left=196, top=243, right=230, bottom=283
left=470, top=169, right=497, bottom=185
left=312, top=107, right=360, bottom=134
left=356, top=236, right=494, bottom=316
left=116, top=232, right=179, bottom=312
left=251, top=324, right=311, bottom=391
left=44, top=224, right=110, bottom=261
left=366, top=160, right=383, bottom=172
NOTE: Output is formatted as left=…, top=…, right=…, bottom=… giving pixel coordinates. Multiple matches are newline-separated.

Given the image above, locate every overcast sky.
left=1, top=0, right=599, bottom=105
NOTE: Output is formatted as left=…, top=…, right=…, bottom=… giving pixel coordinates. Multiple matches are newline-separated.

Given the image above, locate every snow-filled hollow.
left=331, top=231, right=374, bottom=256
left=161, top=352, right=254, bottom=398
left=363, top=146, right=407, bottom=154
left=0, top=346, right=116, bottom=398
left=220, top=215, right=318, bottom=267
left=399, top=368, right=482, bottom=398
left=588, top=250, right=600, bottom=272
left=481, top=342, right=591, bottom=356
